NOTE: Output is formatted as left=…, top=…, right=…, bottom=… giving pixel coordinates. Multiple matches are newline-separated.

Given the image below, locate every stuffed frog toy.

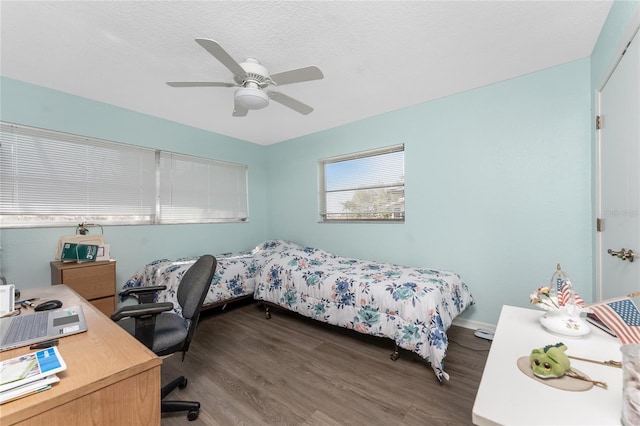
left=528, top=342, right=608, bottom=388
left=530, top=342, right=570, bottom=378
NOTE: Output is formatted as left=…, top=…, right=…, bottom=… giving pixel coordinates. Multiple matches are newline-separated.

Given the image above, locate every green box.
left=60, top=243, right=99, bottom=263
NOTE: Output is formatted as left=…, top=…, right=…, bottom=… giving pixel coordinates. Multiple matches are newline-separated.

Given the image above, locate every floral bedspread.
left=252, top=240, right=475, bottom=381
left=121, top=250, right=259, bottom=316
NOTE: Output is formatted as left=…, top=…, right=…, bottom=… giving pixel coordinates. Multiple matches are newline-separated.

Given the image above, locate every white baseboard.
left=452, top=317, right=496, bottom=333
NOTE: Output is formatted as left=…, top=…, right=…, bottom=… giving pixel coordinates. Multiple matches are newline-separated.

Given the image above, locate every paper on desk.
left=0, top=358, right=37, bottom=388
left=0, top=375, right=59, bottom=404
left=0, top=347, right=66, bottom=393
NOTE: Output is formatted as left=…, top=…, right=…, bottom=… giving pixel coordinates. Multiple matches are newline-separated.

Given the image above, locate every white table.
left=472, top=305, right=623, bottom=426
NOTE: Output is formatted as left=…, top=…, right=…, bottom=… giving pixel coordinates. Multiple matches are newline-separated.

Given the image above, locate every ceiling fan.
left=167, top=38, right=324, bottom=117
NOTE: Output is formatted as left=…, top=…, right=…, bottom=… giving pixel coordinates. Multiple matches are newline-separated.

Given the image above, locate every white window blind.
left=0, top=123, right=156, bottom=226
left=0, top=122, right=249, bottom=227
left=319, top=144, right=405, bottom=222
left=159, top=152, right=248, bottom=223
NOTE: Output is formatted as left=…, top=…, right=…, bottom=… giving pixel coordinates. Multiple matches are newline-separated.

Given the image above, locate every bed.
left=252, top=240, right=475, bottom=382
left=122, top=240, right=474, bottom=381
left=120, top=241, right=292, bottom=313
left=121, top=251, right=258, bottom=315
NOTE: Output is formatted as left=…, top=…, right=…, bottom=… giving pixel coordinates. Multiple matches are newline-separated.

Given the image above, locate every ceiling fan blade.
left=267, top=91, right=314, bottom=115
left=166, top=82, right=235, bottom=87
left=270, top=66, right=324, bottom=86
left=195, top=38, right=247, bottom=79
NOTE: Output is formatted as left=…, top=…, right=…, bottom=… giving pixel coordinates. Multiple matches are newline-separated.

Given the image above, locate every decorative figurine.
left=529, top=342, right=608, bottom=389
left=529, top=264, right=590, bottom=337
left=530, top=342, right=571, bottom=378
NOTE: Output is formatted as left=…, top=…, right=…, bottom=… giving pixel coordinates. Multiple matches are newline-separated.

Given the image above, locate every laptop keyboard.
left=1, top=311, right=49, bottom=346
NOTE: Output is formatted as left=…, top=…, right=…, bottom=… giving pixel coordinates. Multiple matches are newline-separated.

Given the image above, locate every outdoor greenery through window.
left=319, top=144, right=405, bottom=222
left=0, top=122, right=249, bottom=228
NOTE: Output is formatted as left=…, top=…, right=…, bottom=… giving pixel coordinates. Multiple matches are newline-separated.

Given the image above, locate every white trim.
left=595, top=88, right=603, bottom=302
left=452, top=317, right=496, bottom=333
left=319, top=143, right=404, bottom=164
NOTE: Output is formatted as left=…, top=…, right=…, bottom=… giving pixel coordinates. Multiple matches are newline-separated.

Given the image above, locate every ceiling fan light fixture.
left=235, top=87, right=269, bottom=110
left=168, top=40, right=323, bottom=116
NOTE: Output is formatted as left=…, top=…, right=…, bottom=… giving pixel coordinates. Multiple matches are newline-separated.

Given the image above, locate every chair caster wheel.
left=179, top=377, right=188, bottom=389
left=187, top=409, right=199, bottom=421
left=390, top=352, right=400, bottom=361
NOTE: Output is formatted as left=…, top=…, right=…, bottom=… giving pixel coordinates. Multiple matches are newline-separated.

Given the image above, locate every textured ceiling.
left=0, top=1, right=612, bottom=145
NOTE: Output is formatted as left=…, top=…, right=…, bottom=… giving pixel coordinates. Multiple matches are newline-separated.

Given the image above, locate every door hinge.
left=596, top=115, right=603, bottom=130
left=596, top=217, right=603, bottom=232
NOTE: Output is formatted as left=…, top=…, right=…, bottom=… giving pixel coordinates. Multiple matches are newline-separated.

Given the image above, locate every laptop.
left=0, top=305, right=88, bottom=352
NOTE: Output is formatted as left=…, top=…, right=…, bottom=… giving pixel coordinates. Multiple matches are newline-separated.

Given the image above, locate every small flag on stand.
left=590, top=298, right=640, bottom=345
left=559, top=282, right=584, bottom=307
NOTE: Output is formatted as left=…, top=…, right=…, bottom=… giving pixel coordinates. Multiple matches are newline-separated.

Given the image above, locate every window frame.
left=319, top=144, right=405, bottom=223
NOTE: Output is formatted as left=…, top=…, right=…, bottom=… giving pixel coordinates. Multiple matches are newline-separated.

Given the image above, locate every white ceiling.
left=0, top=1, right=612, bottom=145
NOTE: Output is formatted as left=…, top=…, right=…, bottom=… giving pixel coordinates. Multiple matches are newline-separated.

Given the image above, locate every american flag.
left=590, top=298, right=640, bottom=345
left=555, top=277, right=565, bottom=294
left=558, top=282, right=584, bottom=306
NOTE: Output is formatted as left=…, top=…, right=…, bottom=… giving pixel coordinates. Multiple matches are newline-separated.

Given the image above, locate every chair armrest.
left=111, top=302, right=173, bottom=350
left=119, top=285, right=167, bottom=304
left=110, top=302, right=174, bottom=321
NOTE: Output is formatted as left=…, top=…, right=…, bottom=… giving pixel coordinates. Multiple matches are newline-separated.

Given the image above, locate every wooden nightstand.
left=50, top=260, right=116, bottom=316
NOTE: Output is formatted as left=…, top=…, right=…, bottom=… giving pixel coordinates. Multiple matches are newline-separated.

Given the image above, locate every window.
left=319, top=144, right=404, bottom=222
left=0, top=122, right=248, bottom=227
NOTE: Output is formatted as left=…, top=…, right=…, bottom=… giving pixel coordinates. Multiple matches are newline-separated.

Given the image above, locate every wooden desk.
left=0, top=285, right=161, bottom=425
left=472, top=305, right=623, bottom=425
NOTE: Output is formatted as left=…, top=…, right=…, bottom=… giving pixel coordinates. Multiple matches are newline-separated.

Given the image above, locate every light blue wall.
left=0, top=77, right=269, bottom=289
left=265, top=59, right=593, bottom=325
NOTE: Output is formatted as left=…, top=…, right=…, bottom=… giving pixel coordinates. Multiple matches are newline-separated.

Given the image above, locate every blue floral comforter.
left=121, top=241, right=289, bottom=313
left=121, top=251, right=260, bottom=316
left=252, top=240, right=475, bottom=381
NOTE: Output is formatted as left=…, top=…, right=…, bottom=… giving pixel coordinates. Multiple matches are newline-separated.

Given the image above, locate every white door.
left=597, top=28, right=640, bottom=300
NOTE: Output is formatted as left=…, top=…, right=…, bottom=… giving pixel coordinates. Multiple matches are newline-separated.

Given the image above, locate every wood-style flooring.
left=161, top=301, right=491, bottom=425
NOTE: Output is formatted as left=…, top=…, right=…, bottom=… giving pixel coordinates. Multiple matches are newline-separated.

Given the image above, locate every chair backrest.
left=176, top=254, right=217, bottom=353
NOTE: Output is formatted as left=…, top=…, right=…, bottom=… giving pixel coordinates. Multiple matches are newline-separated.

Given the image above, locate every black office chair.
left=111, top=255, right=217, bottom=421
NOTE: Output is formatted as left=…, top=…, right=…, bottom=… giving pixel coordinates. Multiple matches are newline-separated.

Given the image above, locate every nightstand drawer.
left=51, top=260, right=116, bottom=314
left=91, top=296, right=116, bottom=316
left=61, top=264, right=114, bottom=300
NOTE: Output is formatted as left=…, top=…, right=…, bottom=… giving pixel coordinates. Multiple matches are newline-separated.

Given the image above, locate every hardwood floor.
left=161, top=301, right=491, bottom=425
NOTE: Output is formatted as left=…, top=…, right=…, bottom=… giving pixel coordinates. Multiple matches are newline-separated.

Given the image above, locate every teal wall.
left=0, top=77, right=270, bottom=290
left=1, top=0, right=637, bottom=326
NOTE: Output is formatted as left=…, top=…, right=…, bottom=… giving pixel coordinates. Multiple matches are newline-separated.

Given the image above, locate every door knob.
left=607, top=248, right=635, bottom=262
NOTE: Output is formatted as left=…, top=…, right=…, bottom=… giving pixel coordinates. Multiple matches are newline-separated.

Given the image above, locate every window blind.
left=158, top=152, right=248, bottom=223
left=0, top=122, right=249, bottom=227
left=0, top=123, right=156, bottom=226
left=319, top=144, right=405, bottom=222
